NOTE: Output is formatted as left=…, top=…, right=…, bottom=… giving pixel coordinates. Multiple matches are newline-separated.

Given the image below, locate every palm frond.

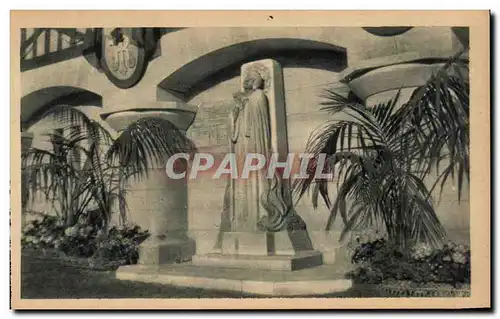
left=404, top=59, right=469, bottom=201
left=34, top=105, right=113, bottom=145
left=293, top=54, right=468, bottom=248
left=107, top=117, right=197, bottom=180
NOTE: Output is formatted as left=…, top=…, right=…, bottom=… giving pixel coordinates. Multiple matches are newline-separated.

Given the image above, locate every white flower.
left=64, top=226, right=78, bottom=237
left=411, top=242, right=433, bottom=259
left=452, top=252, right=466, bottom=264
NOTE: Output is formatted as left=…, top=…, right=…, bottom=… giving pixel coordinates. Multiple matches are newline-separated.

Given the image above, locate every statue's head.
left=243, top=70, right=264, bottom=91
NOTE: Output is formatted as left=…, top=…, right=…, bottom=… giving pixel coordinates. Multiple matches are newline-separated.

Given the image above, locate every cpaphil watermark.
left=165, top=152, right=333, bottom=180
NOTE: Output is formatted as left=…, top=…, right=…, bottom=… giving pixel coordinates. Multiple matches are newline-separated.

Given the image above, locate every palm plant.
left=293, top=51, right=469, bottom=249
left=22, top=105, right=196, bottom=232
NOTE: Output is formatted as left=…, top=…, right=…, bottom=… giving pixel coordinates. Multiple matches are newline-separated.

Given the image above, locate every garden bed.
left=361, top=281, right=471, bottom=297
left=22, top=216, right=150, bottom=271
left=345, top=238, right=471, bottom=297
left=22, top=247, right=128, bottom=271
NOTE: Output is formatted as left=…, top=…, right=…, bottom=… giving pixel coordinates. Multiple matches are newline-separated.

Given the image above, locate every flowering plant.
left=22, top=214, right=149, bottom=264
left=347, top=237, right=470, bottom=286
left=21, top=215, right=65, bottom=250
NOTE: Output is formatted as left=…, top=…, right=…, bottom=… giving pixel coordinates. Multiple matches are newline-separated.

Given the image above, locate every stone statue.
left=229, top=69, right=273, bottom=231
left=212, top=60, right=314, bottom=255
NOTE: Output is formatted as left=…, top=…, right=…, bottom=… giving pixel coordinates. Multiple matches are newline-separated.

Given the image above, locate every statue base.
left=192, top=250, right=323, bottom=271
left=219, top=231, right=295, bottom=256
left=116, top=262, right=352, bottom=296
left=138, top=237, right=196, bottom=265
left=193, top=231, right=323, bottom=271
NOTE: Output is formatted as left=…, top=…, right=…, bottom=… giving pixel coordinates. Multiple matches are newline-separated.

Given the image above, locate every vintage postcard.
left=10, top=10, right=490, bottom=309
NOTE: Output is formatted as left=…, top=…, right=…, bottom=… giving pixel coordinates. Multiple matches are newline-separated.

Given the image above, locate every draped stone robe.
left=229, top=89, right=272, bottom=232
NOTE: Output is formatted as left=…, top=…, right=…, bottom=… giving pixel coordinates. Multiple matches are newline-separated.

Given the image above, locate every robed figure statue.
left=230, top=69, right=272, bottom=231
left=213, top=68, right=276, bottom=251
left=211, top=61, right=315, bottom=255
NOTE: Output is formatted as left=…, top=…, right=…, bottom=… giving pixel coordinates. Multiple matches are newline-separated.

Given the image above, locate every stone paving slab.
left=116, top=263, right=352, bottom=296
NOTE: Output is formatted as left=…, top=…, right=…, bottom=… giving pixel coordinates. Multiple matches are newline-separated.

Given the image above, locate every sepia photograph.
left=10, top=10, right=490, bottom=310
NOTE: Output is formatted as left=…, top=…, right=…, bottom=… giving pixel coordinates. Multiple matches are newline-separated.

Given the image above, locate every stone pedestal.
left=192, top=250, right=323, bottom=271
left=131, top=163, right=196, bottom=264
left=219, top=231, right=299, bottom=256
left=139, top=237, right=196, bottom=265
left=102, top=100, right=198, bottom=264
left=217, top=230, right=313, bottom=256
left=116, top=263, right=351, bottom=296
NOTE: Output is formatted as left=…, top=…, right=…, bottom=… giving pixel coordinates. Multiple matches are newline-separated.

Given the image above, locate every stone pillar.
left=21, top=132, right=34, bottom=226
left=21, top=131, right=34, bottom=152
left=102, top=100, right=198, bottom=264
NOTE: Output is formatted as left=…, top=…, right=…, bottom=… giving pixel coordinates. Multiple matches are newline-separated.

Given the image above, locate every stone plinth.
left=102, top=100, right=198, bottom=265
left=116, top=263, right=352, bottom=296
left=217, top=231, right=296, bottom=256
left=139, top=237, right=196, bottom=265
left=192, top=250, right=323, bottom=271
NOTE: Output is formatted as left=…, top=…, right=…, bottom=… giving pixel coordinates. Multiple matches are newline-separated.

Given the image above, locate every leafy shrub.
left=22, top=215, right=65, bottom=249
left=346, top=238, right=470, bottom=287
left=58, top=223, right=100, bottom=257
left=93, top=224, right=150, bottom=264
left=22, top=214, right=149, bottom=264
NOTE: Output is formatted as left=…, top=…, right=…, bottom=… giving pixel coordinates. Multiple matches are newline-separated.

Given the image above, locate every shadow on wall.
left=158, top=38, right=348, bottom=103
left=21, top=86, right=103, bottom=131
left=187, top=49, right=348, bottom=101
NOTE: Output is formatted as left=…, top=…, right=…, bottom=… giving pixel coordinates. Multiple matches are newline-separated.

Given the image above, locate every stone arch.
left=157, top=38, right=347, bottom=103
left=21, top=86, right=103, bottom=131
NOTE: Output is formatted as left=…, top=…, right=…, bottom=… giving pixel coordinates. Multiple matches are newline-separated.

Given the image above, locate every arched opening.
left=21, top=86, right=102, bottom=130
left=157, top=38, right=347, bottom=102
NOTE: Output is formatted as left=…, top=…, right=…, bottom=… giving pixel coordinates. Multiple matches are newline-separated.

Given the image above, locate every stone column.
left=21, top=131, right=34, bottom=152
left=21, top=132, right=34, bottom=226
left=102, top=100, right=198, bottom=264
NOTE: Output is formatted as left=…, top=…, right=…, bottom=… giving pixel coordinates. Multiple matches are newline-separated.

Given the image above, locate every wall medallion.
left=100, top=28, right=149, bottom=89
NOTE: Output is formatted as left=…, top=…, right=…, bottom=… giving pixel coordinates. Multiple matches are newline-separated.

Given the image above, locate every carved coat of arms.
left=100, top=28, right=148, bottom=89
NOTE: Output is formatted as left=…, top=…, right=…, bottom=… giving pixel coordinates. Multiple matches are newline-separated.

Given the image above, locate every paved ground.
left=20, top=254, right=387, bottom=299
